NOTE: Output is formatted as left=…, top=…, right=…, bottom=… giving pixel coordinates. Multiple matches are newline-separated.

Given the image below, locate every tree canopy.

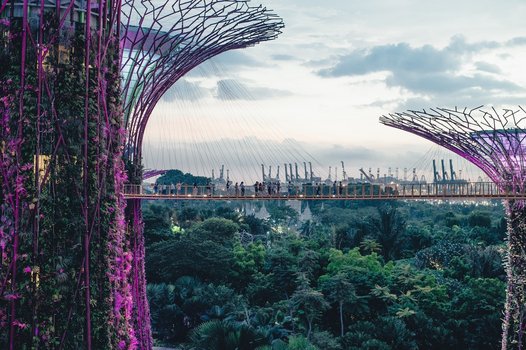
left=143, top=198, right=506, bottom=349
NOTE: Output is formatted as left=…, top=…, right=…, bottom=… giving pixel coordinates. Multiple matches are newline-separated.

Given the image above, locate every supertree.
left=119, top=1, right=283, bottom=348
left=380, top=106, right=526, bottom=350
left=0, top=0, right=136, bottom=348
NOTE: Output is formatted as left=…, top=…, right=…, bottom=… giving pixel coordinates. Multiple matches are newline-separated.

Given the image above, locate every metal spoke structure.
left=380, top=106, right=526, bottom=350
left=0, top=0, right=282, bottom=349
left=120, top=0, right=283, bottom=172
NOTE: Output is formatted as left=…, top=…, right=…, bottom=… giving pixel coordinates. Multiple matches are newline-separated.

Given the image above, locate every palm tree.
left=360, top=238, right=382, bottom=255
left=368, top=205, right=406, bottom=260
left=189, top=320, right=269, bottom=350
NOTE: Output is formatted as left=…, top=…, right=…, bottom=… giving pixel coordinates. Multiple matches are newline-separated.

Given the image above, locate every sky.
left=142, top=0, right=526, bottom=182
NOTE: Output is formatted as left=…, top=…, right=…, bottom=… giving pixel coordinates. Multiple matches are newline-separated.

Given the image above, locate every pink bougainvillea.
left=107, top=145, right=137, bottom=349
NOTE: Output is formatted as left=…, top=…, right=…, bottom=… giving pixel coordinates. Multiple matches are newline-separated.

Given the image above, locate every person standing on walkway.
left=235, top=182, right=239, bottom=197
left=176, top=182, right=182, bottom=196
left=241, top=182, right=245, bottom=196
left=206, top=181, right=212, bottom=196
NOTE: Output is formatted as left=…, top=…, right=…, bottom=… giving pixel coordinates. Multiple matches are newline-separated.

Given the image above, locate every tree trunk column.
left=127, top=198, right=153, bottom=350
left=503, top=200, right=526, bottom=350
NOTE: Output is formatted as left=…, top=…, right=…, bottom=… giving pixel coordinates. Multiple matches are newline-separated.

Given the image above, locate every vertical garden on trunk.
left=0, top=4, right=134, bottom=348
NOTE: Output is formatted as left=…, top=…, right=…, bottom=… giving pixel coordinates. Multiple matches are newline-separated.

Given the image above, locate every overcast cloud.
left=318, top=36, right=526, bottom=102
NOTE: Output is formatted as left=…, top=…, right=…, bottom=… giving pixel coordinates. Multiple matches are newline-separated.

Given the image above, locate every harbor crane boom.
left=359, top=168, right=374, bottom=182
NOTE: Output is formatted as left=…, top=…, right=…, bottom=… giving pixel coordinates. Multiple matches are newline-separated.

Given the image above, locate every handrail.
left=121, top=182, right=526, bottom=200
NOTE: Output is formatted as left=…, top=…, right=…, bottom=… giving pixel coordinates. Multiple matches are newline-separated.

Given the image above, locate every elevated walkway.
left=123, top=182, right=526, bottom=200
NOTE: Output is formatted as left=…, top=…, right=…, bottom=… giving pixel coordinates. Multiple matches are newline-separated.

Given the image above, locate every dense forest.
left=144, top=182, right=506, bottom=349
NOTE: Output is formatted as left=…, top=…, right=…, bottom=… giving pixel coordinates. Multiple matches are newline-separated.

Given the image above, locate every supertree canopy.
left=120, top=0, right=284, bottom=170
left=0, top=0, right=283, bottom=349
left=380, top=106, right=526, bottom=350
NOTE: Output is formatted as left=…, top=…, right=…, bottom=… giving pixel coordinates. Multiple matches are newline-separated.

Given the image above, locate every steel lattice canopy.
left=380, top=106, right=526, bottom=188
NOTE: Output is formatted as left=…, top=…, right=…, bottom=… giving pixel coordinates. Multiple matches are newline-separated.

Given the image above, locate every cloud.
left=317, top=36, right=526, bottom=105
left=474, top=61, right=501, bottom=74
left=271, top=54, right=298, bottom=61
left=215, top=79, right=291, bottom=101
left=186, top=51, right=269, bottom=78
left=386, top=72, right=520, bottom=94
left=507, top=37, right=526, bottom=46
left=211, top=50, right=267, bottom=68
left=446, top=35, right=501, bottom=54
left=162, top=79, right=210, bottom=102
left=304, top=57, right=338, bottom=68
left=318, top=43, right=457, bottom=77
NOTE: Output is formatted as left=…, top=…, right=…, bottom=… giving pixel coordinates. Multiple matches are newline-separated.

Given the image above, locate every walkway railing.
left=123, top=182, right=526, bottom=200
